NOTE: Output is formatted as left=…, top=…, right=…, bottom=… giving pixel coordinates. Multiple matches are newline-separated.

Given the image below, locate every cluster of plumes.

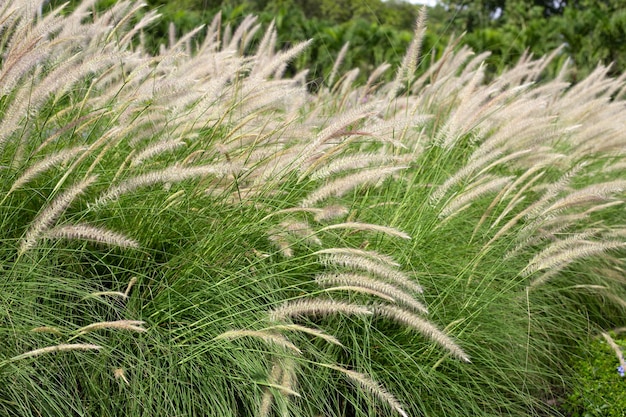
left=2, top=0, right=625, bottom=415
left=0, top=2, right=458, bottom=415
left=420, top=48, right=626, bottom=287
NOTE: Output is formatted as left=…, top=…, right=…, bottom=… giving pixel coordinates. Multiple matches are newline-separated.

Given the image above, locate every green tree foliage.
left=43, top=0, right=437, bottom=88
left=437, top=0, right=626, bottom=79
left=134, top=0, right=431, bottom=89
left=47, top=0, right=626, bottom=84
left=558, top=0, right=626, bottom=81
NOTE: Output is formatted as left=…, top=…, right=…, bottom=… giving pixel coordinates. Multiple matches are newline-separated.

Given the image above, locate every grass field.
left=0, top=1, right=625, bottom=416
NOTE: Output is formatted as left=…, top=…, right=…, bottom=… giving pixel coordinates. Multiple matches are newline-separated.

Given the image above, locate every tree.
left=558, top=0, right=626, bottom=80
left=434, top=0, right=626, bottom=79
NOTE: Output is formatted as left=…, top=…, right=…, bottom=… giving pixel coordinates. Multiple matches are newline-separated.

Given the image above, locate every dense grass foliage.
left=0, top=1, right=625, bottom=416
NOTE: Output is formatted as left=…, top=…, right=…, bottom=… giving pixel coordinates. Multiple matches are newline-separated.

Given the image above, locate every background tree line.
left=443, top=0, right=626, bottom=81
left=47, top=0, right=626, bottom=86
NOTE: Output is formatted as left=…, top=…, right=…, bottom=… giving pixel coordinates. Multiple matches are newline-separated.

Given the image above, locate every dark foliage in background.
left=45, top=0, right=626, bottom=86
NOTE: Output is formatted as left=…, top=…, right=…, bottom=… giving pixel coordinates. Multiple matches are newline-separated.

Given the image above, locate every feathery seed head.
left=20, top=175, right=99, bottom=254
left=7, top=344, right=102, bottom=363
left=372, top=304, right=470, bottom=363
left=77, top=320, right=147, bottom=335
left=269, top=299, right=372, bottom=322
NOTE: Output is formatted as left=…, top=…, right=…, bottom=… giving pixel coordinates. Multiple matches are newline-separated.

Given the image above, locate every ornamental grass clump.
left=0, top=1, right=624, bottom=416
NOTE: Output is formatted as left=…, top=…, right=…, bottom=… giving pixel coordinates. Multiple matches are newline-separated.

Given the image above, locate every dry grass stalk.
left=524, top=231, right=598, bottom=264
left=20, top=175, right=98, bottom=254
left=313, top=205, right=349, bottom=222
left=316, top=273, right=427, bottom=314
left=279, top=358, right=298, bottom=397
left=262, top=381, right=301, bottom=399
left=260, top=207, right=322, bottom=222
left=309, top=153, right=406, bottom=181
left=541, top=180, right=626, bottom=215
left=94, top=164, right=239, bottom=206
left=434, top=75, right=490, bottom=149
left=6, top=344, right=102, bottom=363
left=523, top=163, right=588, bottom=220
left=393, top=5, right=427, bottom=92
left=259, top=362, right=283, bottom=417
left=361, top=116, right=428, bottom=150
left=488, top=167, right=547, bottom=232
left=1, top=52, right=123, bottom=157
left=328, top=41, right=350, bottom=88
left=76, top=320, right=146, bottom=335
left=319, top=222, right=411, bottom=240
left=601, top=332, right=626, bottom=372
left=0, top=8, right=64, bottom=96
left=323, top=285, right=397, bottom=302
left=302, top=166, right=407, bottom=207
left=260, top=206, right=348, bottom=223
left=525, top=240, right=626, bottom=279
left=250, top=39, right=312, bottom=80
left=471, top=165, right=543, bottom=239
left=503, top=220, right=595, bottom=260
left=313, top=248, right=400, bottom=267
left=259, top=359, right=300, bottom=417
left=114, top=368, right=130, bottom=385
left=372, top=304, right=470, bottom=363
left=279, top=220, right=322, bottom=246
left=336, top=67, right=360, bottom=99
left=89, top=290, right=127, bottom=300
left=484, top=163, right=587, bottom=248
left=362, top=62, right=392, bottom=97
left=472, top=149, right=535, bottom=185
left=294, top=105, right=375, bottom=173
left=325, top=364, right=409, bottom=417
left=265, top=324, right=343, bottom=346
left=583, top=200, right=624, bottom=216
left=269, top=299, right=372, bottom=322
left=268, top=232, right=294, bottom=257
left=124, top=277, right=137, bottom=297
left=259, top=384, right=274, bottom=417
left=321, top=254, right=423, bottom=295
left=44, top=224, right=140, bottom=249
left=431, top=151, right=502, bottom=204
left=433, top=120, right=538, bottom=204
left=7, top=147, right=88, bottom=195
left=255, top=18, right=276, bottom=57
left=88, top=277, right=137, bottom=301
left=131, top=139, right=187, bottom=166
left=439, top=176, right=513, bottom=220
left=30, top=326, right=63, bottom=336
left=215, top=329, right=301, bottom=354
left=527, top=269, right=562, bottom=288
